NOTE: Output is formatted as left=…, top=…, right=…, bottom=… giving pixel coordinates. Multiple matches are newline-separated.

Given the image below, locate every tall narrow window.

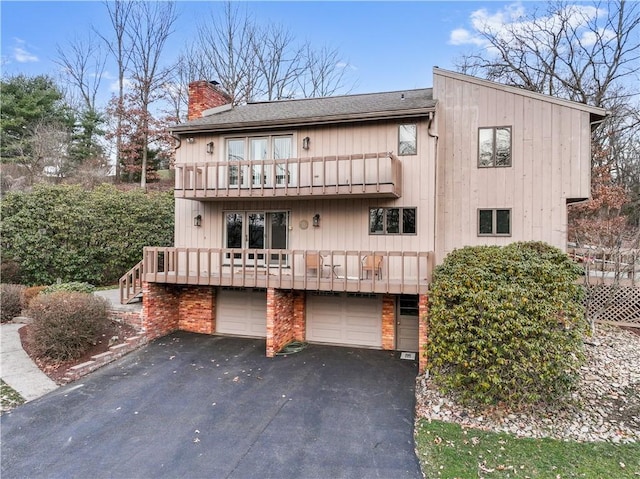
left=227, top=139, right=245, bottom=186
left=478, top=127, right=511, bottom=167
left=398, top=124, right=417, bottom=155
left=478, top=209, right=511, bottom=236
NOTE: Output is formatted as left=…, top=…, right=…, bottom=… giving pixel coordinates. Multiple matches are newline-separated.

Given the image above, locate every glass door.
left=224, top=211, right=289, bottom=266
left=247, top=212, right=265, bottom=264
left=268, top=212, right=288, bottom=265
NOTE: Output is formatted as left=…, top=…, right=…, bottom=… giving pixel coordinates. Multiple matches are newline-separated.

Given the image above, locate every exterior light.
left=302, top=136, right=310, bottom=150
left=312, top=213, right=320, bottom=227
left=194, top=214, right=202, bottom=227
left=207, top=141, right=214, bottom=154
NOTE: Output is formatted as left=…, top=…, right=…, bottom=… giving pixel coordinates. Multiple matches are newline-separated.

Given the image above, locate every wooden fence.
left=569, top=246, right=640, bottom=328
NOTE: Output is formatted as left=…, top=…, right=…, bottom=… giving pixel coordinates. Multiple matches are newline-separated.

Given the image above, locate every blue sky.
left=1, top=0, right=530, bottom=100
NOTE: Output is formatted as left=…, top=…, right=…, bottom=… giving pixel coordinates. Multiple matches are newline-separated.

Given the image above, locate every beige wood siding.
left=433, top=69, right=594, bottom=263
left=173, top=119, right=437, bottom=258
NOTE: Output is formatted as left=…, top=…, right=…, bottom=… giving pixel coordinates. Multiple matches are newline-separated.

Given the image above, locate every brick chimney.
left=187, top=81, right=233, bottom=121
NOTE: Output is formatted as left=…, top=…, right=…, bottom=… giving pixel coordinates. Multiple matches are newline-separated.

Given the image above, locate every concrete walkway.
left=1, top=323, right=59, bottom=401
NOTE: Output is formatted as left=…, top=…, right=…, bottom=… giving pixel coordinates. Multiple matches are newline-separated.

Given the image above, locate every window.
left=478, top=127, right=511, bottom=167
left=478, top=209, right=511, bottom=236
left=398, top=124, right=417, bottom=155
left=369, top=207, right=416, bottom=235
left=226, top=135, right=294, bottom=187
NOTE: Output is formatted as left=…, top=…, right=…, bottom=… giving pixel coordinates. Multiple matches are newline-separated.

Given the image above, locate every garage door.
left=307, top=293, right=382, bottom=348
left=216, top=288, right=267, bottom=337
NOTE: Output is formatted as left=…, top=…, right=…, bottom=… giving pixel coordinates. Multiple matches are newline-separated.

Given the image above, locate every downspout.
left=427, top=109, right=439, bottom=280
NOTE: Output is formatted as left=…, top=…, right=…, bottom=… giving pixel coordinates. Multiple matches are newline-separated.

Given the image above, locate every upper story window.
left=478, top=126, right=511, bottom=167
left=478, top=208, right=511, bottom=236
left=398, top=124, right=417, bottom=156
left=226, top=135, right=293, bottom=162
left=369, top=207, right=416, bottom=235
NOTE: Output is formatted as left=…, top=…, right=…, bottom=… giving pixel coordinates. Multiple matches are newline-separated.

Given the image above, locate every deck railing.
left=174, top=152, right=401, bottom=199
left=141, top=247, right=432, bottom=295
left=119, top=260, right=144, bottom=304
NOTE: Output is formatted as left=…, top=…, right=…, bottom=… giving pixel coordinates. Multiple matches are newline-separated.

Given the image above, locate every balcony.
left=174, top=152, right=401, bottom=200
left=142, top=248, right=432, bottom=295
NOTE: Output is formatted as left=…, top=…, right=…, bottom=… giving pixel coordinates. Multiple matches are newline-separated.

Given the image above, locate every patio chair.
left=361, top=254, right=383, bottom=280
left=306, top=253, right=324, bottom=277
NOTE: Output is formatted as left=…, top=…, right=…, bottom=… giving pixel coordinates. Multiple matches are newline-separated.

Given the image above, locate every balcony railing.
left=142, top=247, right=431, bottom=294
left=174, top=152, right=401, bottom=200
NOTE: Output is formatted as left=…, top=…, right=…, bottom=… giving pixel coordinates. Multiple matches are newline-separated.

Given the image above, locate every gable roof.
left=433, top=67, right=608, bottom=122
left=172, top=88, right=436, bottom=133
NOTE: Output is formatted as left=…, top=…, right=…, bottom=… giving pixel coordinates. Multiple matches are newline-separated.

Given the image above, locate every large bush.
left=426, top=242, right=587, bottom=406
left=27, top=292, right=109, bottom=361
left=0, top=284, right=25, bottom=323
left=0, top=184, right=174, bottom=286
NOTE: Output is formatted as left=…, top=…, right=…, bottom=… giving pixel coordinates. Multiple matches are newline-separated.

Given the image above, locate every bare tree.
left=125, top=1, right=178, bottom=189
left=185, top=1, right=353, bottom=105
left=298, top=44, right=350, bottom=98
left=455, top=0, right=640, bottom=108
left=55, top=33, right=106, bottom=112
left=252, top=24, right=304, bottom=100
left=99, top=0, right=134, bottom=182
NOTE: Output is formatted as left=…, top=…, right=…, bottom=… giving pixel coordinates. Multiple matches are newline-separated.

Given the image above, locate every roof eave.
left=170, top=107, right=436, bottom=134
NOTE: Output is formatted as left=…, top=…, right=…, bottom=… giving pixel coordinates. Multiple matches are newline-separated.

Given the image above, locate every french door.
left=225, top=211, right=289, bottom=265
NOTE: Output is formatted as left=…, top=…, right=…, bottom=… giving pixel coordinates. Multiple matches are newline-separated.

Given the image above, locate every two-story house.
left=122, top=68, right=606, bottom=372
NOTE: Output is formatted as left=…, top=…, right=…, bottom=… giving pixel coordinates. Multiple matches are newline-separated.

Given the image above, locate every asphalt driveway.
left=1, top=333, right=421, bottom=479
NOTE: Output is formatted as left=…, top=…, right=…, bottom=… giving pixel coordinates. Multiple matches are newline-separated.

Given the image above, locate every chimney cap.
left=209, top=80, right=220, bottom=86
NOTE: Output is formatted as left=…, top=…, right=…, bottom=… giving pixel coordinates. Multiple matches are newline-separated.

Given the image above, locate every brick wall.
left=266, top=288, right=296, bottom=357
left=142, top=282, right=179, bottom=340
left=292, top=291, right=306, bottom=341
left=187, top=81, right=233, bottom=120
left=381, top=294, right=396, bottom=350
left=178, top=286, right=216, bottom=334
left=418, top=294, right=429, bottom=373
left=109, top=309, right=143, bottom=331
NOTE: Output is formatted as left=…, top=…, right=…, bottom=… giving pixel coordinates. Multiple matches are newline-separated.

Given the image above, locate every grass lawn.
left=415, top=419, right=639, bottom=479
left=0, top=379, right=25, bottom=413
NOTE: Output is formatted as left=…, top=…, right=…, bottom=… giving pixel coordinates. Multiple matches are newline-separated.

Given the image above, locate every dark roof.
left=172, top=88, right=435, bottom=133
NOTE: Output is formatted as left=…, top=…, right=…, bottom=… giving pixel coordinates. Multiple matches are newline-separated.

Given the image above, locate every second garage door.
left=216, top=288, right=267, bottom=338
left=307, top=293, right=382, bottom=348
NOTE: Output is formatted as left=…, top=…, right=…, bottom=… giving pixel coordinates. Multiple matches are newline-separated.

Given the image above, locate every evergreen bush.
left=426, top=241, right=587, bottom=406
left=0, top=184, right=174, bottom=286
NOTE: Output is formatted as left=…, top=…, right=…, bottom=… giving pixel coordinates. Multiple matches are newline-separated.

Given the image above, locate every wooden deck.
left=141, top=248, right=432, bottom=295
left=174, top=153, right=402, bottom=200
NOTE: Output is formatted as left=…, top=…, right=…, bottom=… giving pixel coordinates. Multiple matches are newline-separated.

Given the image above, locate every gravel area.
left=416, top=325, right=640, bottom=443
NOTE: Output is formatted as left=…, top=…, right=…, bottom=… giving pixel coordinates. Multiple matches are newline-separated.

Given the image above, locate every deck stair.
left=119, top=260, right=144, bottom=304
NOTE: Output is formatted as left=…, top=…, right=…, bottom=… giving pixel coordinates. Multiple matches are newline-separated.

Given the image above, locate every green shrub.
left=0, top=284, right=25, bottom=322
left=42, top=281, right=95, bottom=295
left=426, top=241, right=587, bottom=406
left=0, top=183, right=174, bottom=286
left=27, top=292, right=109, bottom=361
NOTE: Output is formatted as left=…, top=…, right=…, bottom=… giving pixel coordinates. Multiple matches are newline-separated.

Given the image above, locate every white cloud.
left=12, top=39, right=38, bottom=63
left=450, top=2, right=607, bottom=50
left=449, top=28, right=485, bottom=47
left=580, top=27, right=616, bottom=47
